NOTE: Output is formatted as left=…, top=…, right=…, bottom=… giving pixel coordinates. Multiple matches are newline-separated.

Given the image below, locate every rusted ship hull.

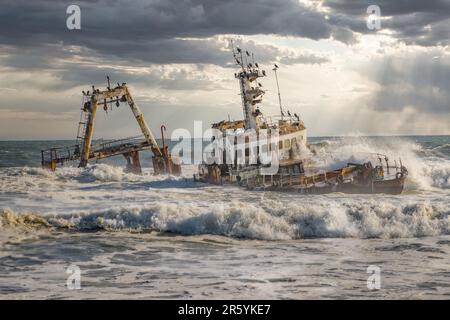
left=337, top=176, right=406, bottom=195
left=268, top=175, right=406, bottom=195
left=195, top=161, right=408, bottom=195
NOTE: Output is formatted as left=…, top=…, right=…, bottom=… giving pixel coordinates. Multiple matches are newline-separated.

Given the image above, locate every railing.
left=261, top=115, right=305, bottom=128
left=41, top=135, right=148, bottom=167
left=92, top=135, right=146, bottom=152
left=41, top=144, right=81, bottom=165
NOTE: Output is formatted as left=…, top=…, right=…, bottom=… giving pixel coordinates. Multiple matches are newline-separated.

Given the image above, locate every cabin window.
left=279, top=140, right=283, bottom=149
left=285, top=139, right=291, bottom=149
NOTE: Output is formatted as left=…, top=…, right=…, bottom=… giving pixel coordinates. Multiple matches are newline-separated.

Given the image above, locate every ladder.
left=76, top=106, right=90, bottom=153
left=240, top=87, right=250, bottom=128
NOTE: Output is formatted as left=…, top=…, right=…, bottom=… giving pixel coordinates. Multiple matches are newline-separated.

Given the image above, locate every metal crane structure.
left=41, top=80, right=181, bottom=176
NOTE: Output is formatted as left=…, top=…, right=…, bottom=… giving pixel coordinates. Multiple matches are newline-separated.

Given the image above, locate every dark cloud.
left=323, top=0, right=450, bottom=16
left=0, top=0, right=332, bottom=41
left=0, top=0, right=334, bottom=67
left=1, top=0, right=448, bottom=70
left=323, top=0, right=450, bottom=46
left=1, top=0, right=447, bottom=74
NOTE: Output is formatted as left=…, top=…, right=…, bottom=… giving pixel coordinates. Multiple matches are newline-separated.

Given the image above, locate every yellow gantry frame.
left=79, top=85, right=162, bottom=167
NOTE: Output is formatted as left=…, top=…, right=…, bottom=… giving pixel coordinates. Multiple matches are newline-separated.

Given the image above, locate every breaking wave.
left=16, top=164, right=160, bottom=182
left=2, top=198, right=449, bottom=240
left=3, top=163, right=195, bottom=186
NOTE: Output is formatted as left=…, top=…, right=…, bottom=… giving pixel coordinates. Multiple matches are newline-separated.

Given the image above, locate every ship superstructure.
left=215, top=45, right=307, bottom=156
left=196, top=44, right=310, bottom=184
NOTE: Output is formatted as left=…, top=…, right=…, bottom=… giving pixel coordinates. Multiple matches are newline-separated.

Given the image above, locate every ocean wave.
left=5, top=163, right=195, bottom=183
left=431, top=143, right=450, bottom=156
left=16, top=164, right=146, bottom=182
left=2, top=199, right=449, bottom=240
left=420, top=161, right=450, bottom=189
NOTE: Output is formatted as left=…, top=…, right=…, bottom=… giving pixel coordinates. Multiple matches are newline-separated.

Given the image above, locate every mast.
left=273, top=64, right=284, bottom=120
left=231, top=41, right=266, bottom=131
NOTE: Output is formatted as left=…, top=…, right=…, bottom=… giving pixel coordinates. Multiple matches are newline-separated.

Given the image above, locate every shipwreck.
left=41, top=78, right=181, bottom=175
left=194, top=44, right=408, bottom=195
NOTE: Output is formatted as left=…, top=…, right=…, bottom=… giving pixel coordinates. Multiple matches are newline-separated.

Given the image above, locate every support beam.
left=124, top=87, right=162, bottom=156
left=79, top=100, right=98, bottom=167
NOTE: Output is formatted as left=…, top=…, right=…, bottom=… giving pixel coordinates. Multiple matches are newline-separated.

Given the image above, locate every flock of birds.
left=81, top=81, right=127, bottom=96
left=79, top=47, right=301, bottom=122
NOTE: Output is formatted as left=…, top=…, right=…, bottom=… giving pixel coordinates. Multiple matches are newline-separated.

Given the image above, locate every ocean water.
left=0, top=136, right=449, bottom=299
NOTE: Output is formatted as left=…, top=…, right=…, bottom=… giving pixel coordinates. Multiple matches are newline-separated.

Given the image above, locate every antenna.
left=231, top=39, right=235, bottom=57
left=231, top=40, right=244, bottom=71
left=273, top=64, right=284, bottom=120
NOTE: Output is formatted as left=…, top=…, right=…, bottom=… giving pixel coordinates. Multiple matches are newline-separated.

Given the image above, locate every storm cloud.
left=0, top=0, right=449, bottom=138
left=1, top=0, right=448, bottom=69
left=323, top=0, right=450, bottom=46
left=0, top=0, right=334, bottom=67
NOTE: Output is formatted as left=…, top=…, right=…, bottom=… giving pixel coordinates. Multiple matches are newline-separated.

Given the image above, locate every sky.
left=0, top=0, right=449, bottom=140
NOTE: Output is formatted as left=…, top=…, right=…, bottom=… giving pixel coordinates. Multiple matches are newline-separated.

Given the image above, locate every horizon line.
left=0, top=133, right=449, bottom=142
